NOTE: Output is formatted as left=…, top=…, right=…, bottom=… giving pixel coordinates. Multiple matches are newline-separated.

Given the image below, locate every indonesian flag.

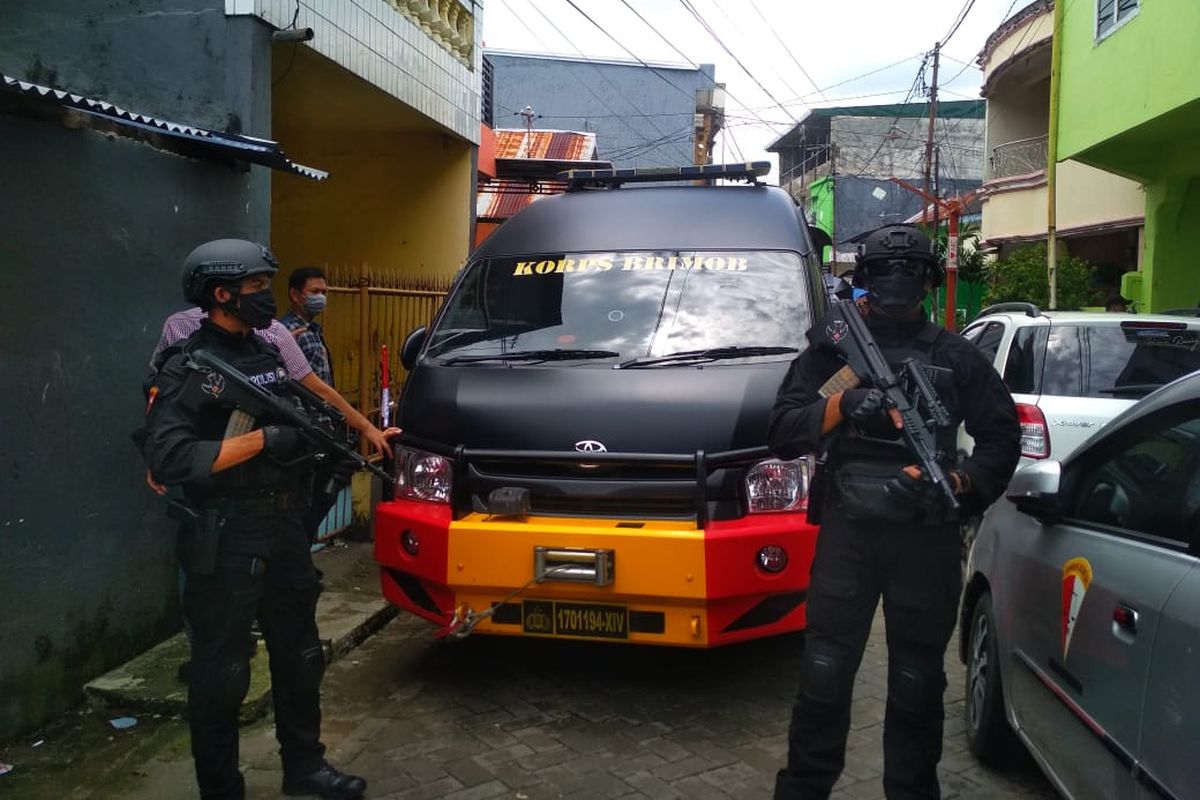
left=1062, top=557, right=1093, bottom=660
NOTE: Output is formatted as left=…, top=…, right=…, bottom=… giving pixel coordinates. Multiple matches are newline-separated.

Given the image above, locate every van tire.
left=965, top=593, right=1019, bottom=765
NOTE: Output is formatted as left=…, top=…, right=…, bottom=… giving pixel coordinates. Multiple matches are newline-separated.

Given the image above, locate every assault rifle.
left=822, top=300, right=959, bottom=510
left=187, top=348, right=392, bottom=484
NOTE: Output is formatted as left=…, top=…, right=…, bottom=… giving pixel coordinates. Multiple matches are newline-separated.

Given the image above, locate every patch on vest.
left=201, top=369, right=226, bottom=399
left=825, top=318, right=849, bottom=345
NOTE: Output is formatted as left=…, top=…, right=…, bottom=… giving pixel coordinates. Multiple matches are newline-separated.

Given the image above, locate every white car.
left=960, top=371, right=1200, bottom=799
left=960, top=303, right=1200, bottom=463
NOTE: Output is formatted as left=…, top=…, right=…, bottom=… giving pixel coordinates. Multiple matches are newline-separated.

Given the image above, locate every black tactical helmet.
left=181, top=239, right=279, bottom=307
left=854, top=224, right=944, bottom=288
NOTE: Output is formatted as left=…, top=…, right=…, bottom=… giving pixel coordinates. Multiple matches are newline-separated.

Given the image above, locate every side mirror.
left=400, top=326, right=427, bottom=371
left=1007, top=460, right=1062, bottom=521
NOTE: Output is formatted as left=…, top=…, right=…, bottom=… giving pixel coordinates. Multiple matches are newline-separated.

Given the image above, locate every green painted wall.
left=1141, top=176, right=1200, bottom=311
left=1058, top=1, right=1200, bottom=177
left=809, top=176, right=834, bottom=262
left=1058, top=1, right=1200, bottom=312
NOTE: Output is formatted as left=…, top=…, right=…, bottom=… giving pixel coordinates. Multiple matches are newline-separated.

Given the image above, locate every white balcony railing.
left=388, top=0, right=474, bottom=65
left=989, top=134, right=1048, bottom=179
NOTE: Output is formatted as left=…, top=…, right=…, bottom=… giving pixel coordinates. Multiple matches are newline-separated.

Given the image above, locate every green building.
left=1057, top=0, right=1200, bottom=311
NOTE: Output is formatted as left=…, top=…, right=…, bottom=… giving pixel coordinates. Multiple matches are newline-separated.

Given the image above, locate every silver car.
left=960, top=370, right=1200, bottom=800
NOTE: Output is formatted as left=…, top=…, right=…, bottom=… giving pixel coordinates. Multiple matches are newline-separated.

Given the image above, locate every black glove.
left=883, top=468, right=941, bottom=506
left=840, top=388, right=885, bottom=422
left=261, top=425, right=305, bottom=460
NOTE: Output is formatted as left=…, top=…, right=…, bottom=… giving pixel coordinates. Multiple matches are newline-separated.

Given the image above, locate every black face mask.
left=864, top=258, right=928, bottom=314
left=869, top=274, right=927, bottom=313
left=227, top=288, right=277, bottom=329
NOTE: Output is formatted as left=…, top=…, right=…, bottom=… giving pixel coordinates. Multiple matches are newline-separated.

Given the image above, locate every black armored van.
left=376, top=162, right=829, bottom=647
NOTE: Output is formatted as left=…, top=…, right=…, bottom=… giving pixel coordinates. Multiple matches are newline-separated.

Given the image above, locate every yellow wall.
left=1056, top=160, right=1144, bottom=231
left=271, top=130, right=472, bottom=282
left=982, top=180, right=1048, bottom=243
left=983, top=160, right=1143, bottom=245
left=982, top=11, right=1053, bottom=88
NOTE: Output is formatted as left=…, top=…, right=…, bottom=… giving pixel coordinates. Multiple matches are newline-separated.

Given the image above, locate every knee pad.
left=800, top=639, right=853, bottom=706
left=888, top=655, right=945, bottom=713
left=294, top=645, right=326, bottom=692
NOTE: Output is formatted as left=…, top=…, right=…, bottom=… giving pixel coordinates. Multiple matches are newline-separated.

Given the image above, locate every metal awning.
left=1, top=74, right=328, bottom=180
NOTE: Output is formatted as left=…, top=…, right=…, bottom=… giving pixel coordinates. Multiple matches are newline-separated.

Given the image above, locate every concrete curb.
left=83, top=591, right=397, bottom=724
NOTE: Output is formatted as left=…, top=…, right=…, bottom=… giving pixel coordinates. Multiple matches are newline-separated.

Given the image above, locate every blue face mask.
left=302, top=294, right=327, bottom=316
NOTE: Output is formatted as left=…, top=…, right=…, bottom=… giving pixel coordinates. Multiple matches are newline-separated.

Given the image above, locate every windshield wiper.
left=616, top=345, right=798, bottom=369
left=440, top=349, right=620, bottom=365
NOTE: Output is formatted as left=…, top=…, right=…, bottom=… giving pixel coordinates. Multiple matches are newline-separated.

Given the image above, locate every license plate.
left=522, top=599, right=629, bottom=640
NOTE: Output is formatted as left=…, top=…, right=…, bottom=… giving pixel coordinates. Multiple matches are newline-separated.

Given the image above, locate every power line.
left=559, top=0, right=707, bottom=109
left=746, top=0, right=827, bottom=101
left=853, top=52, right=930, bottom=177
left=941, top=0, right=979, bottom=47
left=700, top=0, right=809, bottom=107
left=498, top=0, right=691, bottom=164
left=676, top=0, right=800, bottom=123
left=614, top=0, right=783, bottom=132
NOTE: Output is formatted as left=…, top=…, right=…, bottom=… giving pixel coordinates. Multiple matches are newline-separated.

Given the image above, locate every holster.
left=169, top=499, right=223, bottom=575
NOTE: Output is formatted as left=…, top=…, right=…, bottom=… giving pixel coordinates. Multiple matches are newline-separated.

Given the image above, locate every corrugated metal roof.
left=477, top=188, right=543, bottom=221
left=494, top=129, right=597, bottom=161
left=1, top=74, right=328, bottom=180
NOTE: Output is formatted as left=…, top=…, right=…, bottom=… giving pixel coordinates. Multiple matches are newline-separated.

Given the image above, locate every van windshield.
left=425, top=251, right=812, bottom=364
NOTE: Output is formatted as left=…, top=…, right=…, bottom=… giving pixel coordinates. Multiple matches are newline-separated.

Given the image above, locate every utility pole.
left=922, top=43, right=941, bottom=224
left=519, top=105, right=536, bottom=157
left=1047, top=0, right=1066, bottom=309
left=889, top=176, right=975, bottom=330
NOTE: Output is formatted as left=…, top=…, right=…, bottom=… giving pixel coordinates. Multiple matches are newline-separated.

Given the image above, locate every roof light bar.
left=559, top=161, right=771, bottom=187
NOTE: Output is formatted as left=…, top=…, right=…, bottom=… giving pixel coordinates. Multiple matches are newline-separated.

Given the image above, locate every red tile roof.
left=494, top=129, right=597, bottom=161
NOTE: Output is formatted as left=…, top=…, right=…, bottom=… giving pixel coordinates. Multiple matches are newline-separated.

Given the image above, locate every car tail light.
left=745, top=457, right=812, bottom=513
left=1015, top=403, right=1050, bottom=459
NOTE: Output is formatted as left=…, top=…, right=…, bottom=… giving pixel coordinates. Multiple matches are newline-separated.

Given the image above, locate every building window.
left=1097, top=0, right=1139, bottom=40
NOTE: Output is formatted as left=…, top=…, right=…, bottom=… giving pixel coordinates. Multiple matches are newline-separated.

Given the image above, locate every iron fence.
left=322, top=264, right=452, bottom=437
left=989, top=134, right=1049, bottom=179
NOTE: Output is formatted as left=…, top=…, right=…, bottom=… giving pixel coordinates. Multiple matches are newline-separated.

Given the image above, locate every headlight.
left=394, top=445, right=453, bottom=504
left=745, top=457, right=812, bottom=513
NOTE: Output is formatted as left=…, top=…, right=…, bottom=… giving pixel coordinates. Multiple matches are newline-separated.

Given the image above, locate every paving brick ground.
left=4, top=601, right=1057, bottom=799
left=301, top=609, right=1056, bottom=800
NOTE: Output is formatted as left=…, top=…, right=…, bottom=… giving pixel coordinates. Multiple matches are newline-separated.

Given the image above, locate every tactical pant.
left=774, top=505, right=962, bottom=800
left=183, top=511, right=326, bottom=800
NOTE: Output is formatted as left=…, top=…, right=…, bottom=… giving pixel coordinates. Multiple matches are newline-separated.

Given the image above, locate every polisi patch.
left=247, top=368, right=286, bottom=388
left=200, top=369, right=226, bottom=399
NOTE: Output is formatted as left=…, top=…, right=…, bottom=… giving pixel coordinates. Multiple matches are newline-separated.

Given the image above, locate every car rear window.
left=1086, top=324, right=1200, bottom=398
left=1002, top=326, right=1047, bottom=394
left=1041, top=323, right=1200, bottom=399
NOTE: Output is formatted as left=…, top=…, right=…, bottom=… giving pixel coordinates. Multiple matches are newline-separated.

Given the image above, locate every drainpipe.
left=1046, top=0, right=1065, bottom=309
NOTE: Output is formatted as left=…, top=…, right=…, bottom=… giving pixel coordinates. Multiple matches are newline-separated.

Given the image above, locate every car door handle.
left=1113, top=603, right=1139, bottom=635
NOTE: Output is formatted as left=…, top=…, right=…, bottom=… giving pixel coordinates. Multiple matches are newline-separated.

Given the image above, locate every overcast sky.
left=481, top=0, right=1032, bottom=177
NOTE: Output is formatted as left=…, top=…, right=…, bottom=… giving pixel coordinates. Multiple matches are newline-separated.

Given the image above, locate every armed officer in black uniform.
left=769, top=225, right=1020, bottom=800
left=137, top=239, right=367, bottom=800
